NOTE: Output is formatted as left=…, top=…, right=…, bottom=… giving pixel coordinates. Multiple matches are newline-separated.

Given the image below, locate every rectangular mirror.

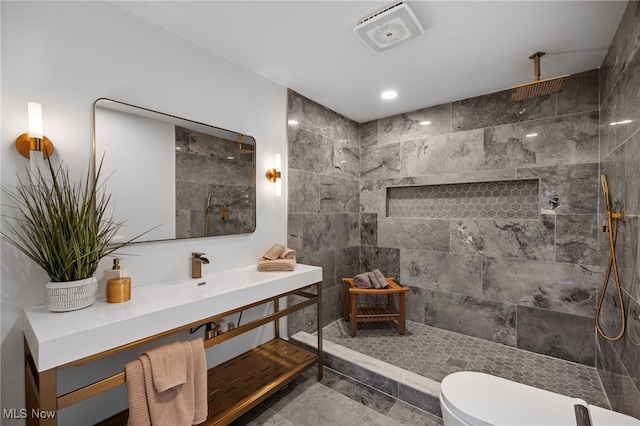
left=94, top=98, right=256, bottom=243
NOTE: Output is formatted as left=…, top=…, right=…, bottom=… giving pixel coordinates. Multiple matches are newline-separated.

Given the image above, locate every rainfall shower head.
left=234, top=133, right=253, bottom=153
left=511, top=52, right=570, bottom=101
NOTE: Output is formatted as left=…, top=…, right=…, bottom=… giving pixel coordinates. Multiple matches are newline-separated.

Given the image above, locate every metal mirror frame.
left=93, top=98, right=257, bottom=243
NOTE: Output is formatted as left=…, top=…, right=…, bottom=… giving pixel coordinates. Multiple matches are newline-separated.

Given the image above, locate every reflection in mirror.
left=93, top=99, right=256, bottom=243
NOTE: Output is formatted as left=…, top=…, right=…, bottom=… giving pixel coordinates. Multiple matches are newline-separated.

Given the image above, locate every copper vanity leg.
left=25, top=341, right=38, bottom=426
left=37, top=369, right=57, bottom=426
left=316, top=281, right=323, bottom=380
left=25, top=338, right=58, bottom=425
left=274, top=297, right=280, bottom=339
left=26, top=369, right=57, bottom=425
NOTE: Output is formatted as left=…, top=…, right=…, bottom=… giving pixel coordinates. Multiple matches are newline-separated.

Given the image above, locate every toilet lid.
left=440, top=371, right=585, bottom=426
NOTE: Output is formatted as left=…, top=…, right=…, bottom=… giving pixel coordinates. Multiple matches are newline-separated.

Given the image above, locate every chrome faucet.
left=191, top=252, right=210, bottom=279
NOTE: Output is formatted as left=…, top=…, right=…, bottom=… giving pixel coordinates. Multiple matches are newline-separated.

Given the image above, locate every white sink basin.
left=135, top=267, right=290, bottom=302
left=194, top=268, right=276, bottom=287
left=138, top=266, right=272, bottom=302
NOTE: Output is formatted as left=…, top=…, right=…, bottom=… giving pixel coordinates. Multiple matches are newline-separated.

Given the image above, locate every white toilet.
left=440, top=371, right=640, bottom=426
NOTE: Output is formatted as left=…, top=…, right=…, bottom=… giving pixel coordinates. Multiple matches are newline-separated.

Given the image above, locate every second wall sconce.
left=266, top=153, right=282, bottom=197
left=15, top=102, right=54, bottom=159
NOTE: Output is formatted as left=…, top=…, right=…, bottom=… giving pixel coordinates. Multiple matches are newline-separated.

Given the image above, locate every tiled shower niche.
left=386, top=179, right=539, bottom=219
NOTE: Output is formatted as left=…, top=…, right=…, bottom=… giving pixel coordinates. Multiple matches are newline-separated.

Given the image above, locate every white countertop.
left=24, top=264, right=322, bottom=372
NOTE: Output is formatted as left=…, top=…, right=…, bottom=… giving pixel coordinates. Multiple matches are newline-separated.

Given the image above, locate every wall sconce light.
left=15, top=102, right=54, bottom=159
left=266, top=153, right=282, bottom=197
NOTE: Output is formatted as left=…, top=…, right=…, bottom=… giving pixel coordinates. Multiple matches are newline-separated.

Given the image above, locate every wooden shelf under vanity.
left=206, top=338, right=317, bottom=425
left=23, top=266, right=323, bottom=426
left=97, top=338, right=318, bottom=426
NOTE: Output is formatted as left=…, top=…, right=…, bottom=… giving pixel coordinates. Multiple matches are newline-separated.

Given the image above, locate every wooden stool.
left=341, top=277, right=409, bottom=337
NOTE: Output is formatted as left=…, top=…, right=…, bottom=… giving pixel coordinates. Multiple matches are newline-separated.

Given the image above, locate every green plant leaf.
left=1, top=155, right=153, bottom=282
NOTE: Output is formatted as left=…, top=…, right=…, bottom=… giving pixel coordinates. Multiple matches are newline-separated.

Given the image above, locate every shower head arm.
left=529, top=52, right=545, bottom=82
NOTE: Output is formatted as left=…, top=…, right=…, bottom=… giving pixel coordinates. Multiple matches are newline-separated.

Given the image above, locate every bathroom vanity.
left=23, top=264, right=323, bottom=425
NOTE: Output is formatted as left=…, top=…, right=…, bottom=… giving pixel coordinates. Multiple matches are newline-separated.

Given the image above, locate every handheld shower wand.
left=205, top=195, right=212, bottom=236
left=595, top=174, right=627, bottom=341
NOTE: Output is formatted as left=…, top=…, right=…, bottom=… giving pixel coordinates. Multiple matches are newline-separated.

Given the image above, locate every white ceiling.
left=114, top=1, right=626, bottom=123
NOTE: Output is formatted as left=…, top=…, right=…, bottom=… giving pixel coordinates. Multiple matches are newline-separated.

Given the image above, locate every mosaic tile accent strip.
left=386, top=179, right=539, bottom=219
left=322, top=320, right=610, bottom=409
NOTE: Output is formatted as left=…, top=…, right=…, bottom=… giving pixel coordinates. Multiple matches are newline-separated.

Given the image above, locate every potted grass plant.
left=1, top=156, right=144, bottom=312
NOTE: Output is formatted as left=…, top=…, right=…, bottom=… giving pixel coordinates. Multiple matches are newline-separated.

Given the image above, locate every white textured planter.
left=45, top=277, right=98, bottom=312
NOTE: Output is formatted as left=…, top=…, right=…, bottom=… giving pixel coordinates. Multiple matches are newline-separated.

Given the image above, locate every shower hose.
left=595, top=174, right=626, bottom=341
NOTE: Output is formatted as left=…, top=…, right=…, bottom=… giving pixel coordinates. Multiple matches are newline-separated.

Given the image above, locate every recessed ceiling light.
left=420, top=121, right=431, bottom=126
left=288, top=120, right=299, bottom=125
left=525, top=133, right=538, bottom=138
left=381, top=90, right=397, bottom=100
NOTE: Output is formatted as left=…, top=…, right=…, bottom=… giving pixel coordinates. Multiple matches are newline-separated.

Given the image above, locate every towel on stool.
left=368, top=272, right=382, bottom=289
left=352, top=270, right=389, bottom=289
left=372, top=269, right=390, bottom=289
left=125, top=338, right=207, bottom=426
left=262, top=243, right=285, bottom=260
left=353, top=272, right=373, bottom=288
left=257, top=257, right=296, bottom=272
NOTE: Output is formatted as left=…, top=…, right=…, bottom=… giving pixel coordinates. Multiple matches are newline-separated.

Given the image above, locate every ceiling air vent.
left=354, top=2, right=424, bottom=53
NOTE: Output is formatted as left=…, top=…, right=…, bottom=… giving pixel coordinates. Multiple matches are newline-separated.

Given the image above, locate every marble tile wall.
left=596, top=1, right=640, bottom=418
left=359, top=67, right=602, bottom=366
left=175, top=126, right=255, bottom=237
left=287, top=90, right=361, bottom=335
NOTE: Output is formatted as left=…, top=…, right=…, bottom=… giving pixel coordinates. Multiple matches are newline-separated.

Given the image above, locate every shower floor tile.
left=322, top=320, right=610, bottom=409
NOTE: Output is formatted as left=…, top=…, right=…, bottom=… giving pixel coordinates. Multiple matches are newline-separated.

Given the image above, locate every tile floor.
left=323, top=319, right=610, bottom=409
left=231, top=366, right=443, bottom=426
left=234, top=319, right=612, bottom=425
